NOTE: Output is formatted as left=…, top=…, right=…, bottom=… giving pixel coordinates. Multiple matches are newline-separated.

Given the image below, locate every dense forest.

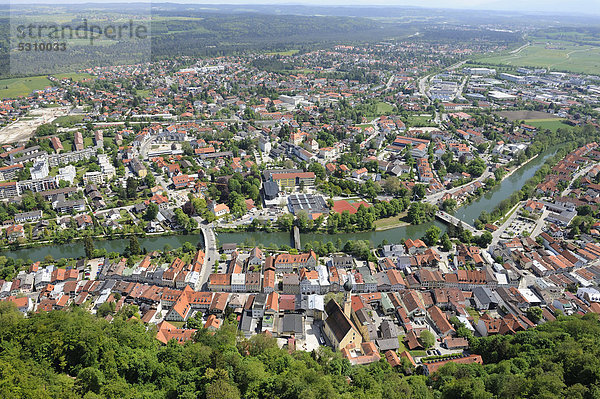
left=2, top=301, right=600, bottom=398
left=0, top=5, right=524, bottom=77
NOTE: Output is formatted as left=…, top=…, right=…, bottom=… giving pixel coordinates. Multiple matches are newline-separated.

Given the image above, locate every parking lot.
left=502, top=216, right=535, bottom=239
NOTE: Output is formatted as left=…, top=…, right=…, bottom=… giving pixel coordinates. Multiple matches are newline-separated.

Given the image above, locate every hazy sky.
left=5, top=0, right=600, bottom=15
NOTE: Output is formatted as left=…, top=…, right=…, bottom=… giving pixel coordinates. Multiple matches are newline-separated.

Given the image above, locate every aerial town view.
left=1, top=1, right=600, bottom=398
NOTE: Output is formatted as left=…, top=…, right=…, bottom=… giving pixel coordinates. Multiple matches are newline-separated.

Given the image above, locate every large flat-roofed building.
left=264, top=169, right=315, bottom=188
left=287, top=194, right=328, bottom=216
left=463, top=67, right=496, bottom=76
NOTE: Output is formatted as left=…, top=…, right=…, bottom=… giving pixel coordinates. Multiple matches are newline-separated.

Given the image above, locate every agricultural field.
left=477, top=41, right=600, bottom=75
left=497, top=110, right=557, bottom=121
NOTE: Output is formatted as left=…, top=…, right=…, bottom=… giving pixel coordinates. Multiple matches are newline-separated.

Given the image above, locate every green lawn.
left=136, top=89, right=152, bottom=98
left=410, top=350, right=428, bottom=358
left=466, top=307, right=481, bottom=324
left=376, top=101, right=394, bottom=115
left=0, top=76, right=53, bottom=99
left=53, top=72, right=94, bottom=82
left=477, top=41, right=600, bottom=75
left=524, top=118, right=568, bottom=132
left=267, top=49, right=299, bottom=56
left=405, top=115, right=435, bottom=127
left=0, top=73, right=92, bottom=99
left=293, top=68, right=314, bottom=74
left=375, top=212, right=408, bottom=230
left=397, top=337, right=407, bottom=353
left=54, top=115, right=85, bottom=127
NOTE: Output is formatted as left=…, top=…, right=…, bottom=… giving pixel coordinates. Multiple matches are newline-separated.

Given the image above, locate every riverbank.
left=0, top=145, right=561, bottom=262
left=0, top=229, right=196, bottom=253
left=500, top=153, right=539, bottom=181
left=374, top=213, right=410, bottom=231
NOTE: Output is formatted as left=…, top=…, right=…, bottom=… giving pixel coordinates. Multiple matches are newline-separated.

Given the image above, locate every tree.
left=97, top=301, right=115, bottom=317
left=126, top=177, right=138, bottom=199
left=295, top=210, right=309, bottom=232
left=441, top=198, right=457, bottom=212
left=144, top=173, right=156, bottom=188
left=84, top=236, right=95, bottom=259
left=527, top=306, right=543, bottom=324
left=206, top=378, right=240, bottom=399
left=228, top=192, right=247, bottom=218
left=382, top=176, right=402, bottom=195
left=423, top=226, right=441, bottom=247
left=182, top=241, right=195, bottom=253
left=412, top=184, right=427, bottom=200
left=276, top=214, right=294, bottom=232
left=76, top=367, right=105, bottom=395
left=420, top=330, right=435, bottom=348
left=144, top=203, right=159, bottom=221
left=35, top=123, right=57, bottom=137
left=467, top=157, right=486, bottom=177
left=441, top=233, right=453, bottom=252
left=128, top=236, right=141, bottom=255
left=474, top=231, right=493, bottom=248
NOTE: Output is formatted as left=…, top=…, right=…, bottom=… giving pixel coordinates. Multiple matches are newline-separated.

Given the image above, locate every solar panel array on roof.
left=287, top=194, right=328, bottom=215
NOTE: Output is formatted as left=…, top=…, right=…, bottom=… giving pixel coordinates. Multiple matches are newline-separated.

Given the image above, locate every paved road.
left=418, top=60, right=468, bottom=103
left=490, top=202, right=522, bottom=246
left=424, top=167, right=491, bottom=205
left=561, top=162, right=594, bottom=197
left=509, top=42, right=530, bottom=55
left=530, top=209, right=550, bottom=239
left=385, top=74, right=395, bottom=90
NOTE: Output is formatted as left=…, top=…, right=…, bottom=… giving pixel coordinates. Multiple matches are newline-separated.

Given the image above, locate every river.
left=3, top=145, right=559, bottom=261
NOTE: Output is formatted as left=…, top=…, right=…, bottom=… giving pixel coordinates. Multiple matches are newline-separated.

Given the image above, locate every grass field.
left=53, top=72, right=94, bottom=82
left=135, top=89, right=152, bottom=98
left=267, top=49, right=299, bottom=56
left=524, top=118, right=568, bottom=132
left=54, top=115, right=85, bottom=127
left=477, top=41, right=600, bottom=75
left=292, top=68, right=314, bottom=74
left=0, top=73, right=93, bottom=99
left=376, top=101, right=394, bottom=115
left=375, top=212, right=409, bottom=230
left=0, top=76, right=53, bottom=99
left=405, top=115, right=434, bottom=126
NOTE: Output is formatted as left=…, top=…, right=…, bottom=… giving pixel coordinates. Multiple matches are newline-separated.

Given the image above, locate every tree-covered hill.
left=1, top=301, right=600, bottom=398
